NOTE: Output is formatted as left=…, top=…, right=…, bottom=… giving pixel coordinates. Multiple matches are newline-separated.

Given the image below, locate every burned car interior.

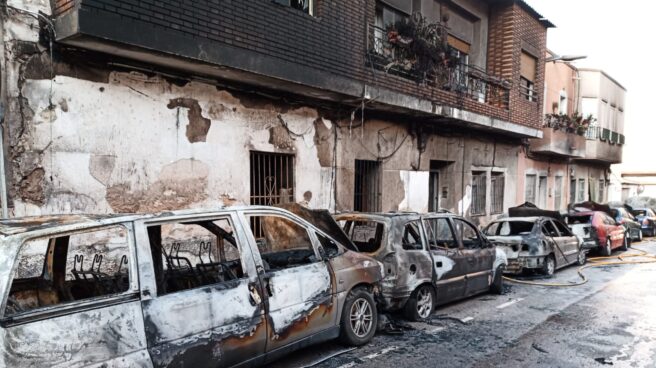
left=6, top=225, right=132, bottom=317
left=147, top=218, right=245, bottom=295
left=341, top=220, right=385, bottom=253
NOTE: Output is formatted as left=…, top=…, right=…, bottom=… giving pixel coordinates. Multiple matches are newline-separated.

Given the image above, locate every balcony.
left=530, top=127, right=586, bottom=158
left=579, top=127, right=624, bottom=164
left=366, top=24, right=511, bottom=110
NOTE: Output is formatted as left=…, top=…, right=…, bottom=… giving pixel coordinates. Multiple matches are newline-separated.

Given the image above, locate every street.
left=272, top=242, right=656, bottom=368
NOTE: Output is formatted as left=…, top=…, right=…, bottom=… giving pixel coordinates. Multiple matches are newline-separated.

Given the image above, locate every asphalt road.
left=271, top=241, right=656, bottom=368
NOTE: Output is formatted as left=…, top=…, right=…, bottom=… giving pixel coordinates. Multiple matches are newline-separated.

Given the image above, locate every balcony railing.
left=585, top=126, right=625, bottom=145
left=366, top=24, right=511, bottom=110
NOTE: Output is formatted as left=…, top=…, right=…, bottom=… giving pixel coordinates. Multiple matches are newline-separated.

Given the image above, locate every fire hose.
left=502, top=243, right=656, bottom=287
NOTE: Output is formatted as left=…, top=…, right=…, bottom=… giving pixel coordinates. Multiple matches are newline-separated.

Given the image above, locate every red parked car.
left=565, top=211, right=628, bottom=256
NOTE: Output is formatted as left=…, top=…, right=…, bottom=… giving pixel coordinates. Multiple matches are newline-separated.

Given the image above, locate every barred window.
left=471, top=171, right=487, bottom=216
left=525, top=174, right=537, bottom=204
left=578, top=179, right=586, bottom=202
left=490, top=173, right=504, bottom=214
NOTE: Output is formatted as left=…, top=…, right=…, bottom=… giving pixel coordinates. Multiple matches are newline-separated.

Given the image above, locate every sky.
left=524, top=0, right=651, bottom=173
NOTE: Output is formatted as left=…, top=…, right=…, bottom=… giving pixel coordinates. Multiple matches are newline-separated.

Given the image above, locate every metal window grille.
left=554, top=176, right=563, bottom=211
left=599, top=179, right=605, bottom=203
left=250, top=151, right=295, bottom=237
left=471, top=172, right=487, bottom=216
left=538, top=176, right=547, bottom=209
left=525, top=174, right=537, bottom=204
left=490, top=173, right=504, bottom=214
left=354, top=160, right=381, bottom=212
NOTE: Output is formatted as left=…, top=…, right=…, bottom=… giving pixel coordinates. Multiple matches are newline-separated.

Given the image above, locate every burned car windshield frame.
left=483, top=220, right=536, bottom=236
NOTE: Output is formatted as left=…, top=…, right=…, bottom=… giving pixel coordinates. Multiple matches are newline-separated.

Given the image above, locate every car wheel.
left=541, top=255, right=556, bottom=276
left=404, top=285, right=435, bottom=321
left=621, top=234, right=629, bottom=251
left=490, top=265, right=504, bottom=294
left=577, top=249, right=587, bottom=266
left=601, top=238, right=612, bottom=256
left=340, top=288, right=377, bottom=346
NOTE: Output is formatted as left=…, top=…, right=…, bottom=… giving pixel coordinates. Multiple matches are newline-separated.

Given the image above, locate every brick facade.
left=53, top=0, right=547, bottom=128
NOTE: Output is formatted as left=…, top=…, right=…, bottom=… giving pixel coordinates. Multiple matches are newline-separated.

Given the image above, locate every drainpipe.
left=0, top=115, right=7, bottom=219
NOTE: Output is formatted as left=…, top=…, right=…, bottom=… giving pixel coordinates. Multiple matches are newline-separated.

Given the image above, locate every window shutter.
left=520, top=52, right=537, bottom=82
left=448, top=35, right=471, bottom=54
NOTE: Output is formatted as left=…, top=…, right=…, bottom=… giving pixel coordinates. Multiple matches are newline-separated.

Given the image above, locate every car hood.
left=275, top=203, right=358, bottom=252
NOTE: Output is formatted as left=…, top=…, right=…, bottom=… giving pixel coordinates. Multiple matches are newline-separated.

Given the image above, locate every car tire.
left=601, top=238, right=612, bottom=256
left=541, top=255, right=556, bottom=276
left=490, top=265, right=504, bottom=294
left=576, top=249, right=587, bottom=266
left=404, top=285, right=435, bottom=321
left=340, top=288, right=377, bottom=346
left=620, top=234, right=629, bottom=251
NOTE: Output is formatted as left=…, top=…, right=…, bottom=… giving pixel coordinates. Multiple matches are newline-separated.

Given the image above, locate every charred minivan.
left=483, top=217, right=586, bottom=276
left=335, top=212, right=507, bottom=321
left=0, top=205, right=383, bottom=367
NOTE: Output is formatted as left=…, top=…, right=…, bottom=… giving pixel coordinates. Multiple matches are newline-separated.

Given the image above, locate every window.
left=471, top=171, right=486, bottom=216
left=248, top=215, right=317, bottom=271
left=424, top=218, right=457, bottom=249
left=448, top=35, right=471, bottom=92
left=541, top=221, right=559, bottom=237
left=538, top=176, right=547, bottom=209
left=375, top=1, right=408, bottom=28
left=599, top=179, right=606, bottom=203
left=453, top=219, right=482, bottom=249
left=147, top=218, right=244, bottom=295
left=578, top=179, right=586, bottom=202
left=554, top=176, right=563, bottom=211
left=342, top=220, right=385, bottom=253
left=401, top=221, right=424, bottom=250
left=491, top=173, right=505, bottom=214
left=484, top=221, right=534, bottom=236
left=273, top=0, right=313, bottom=15
left=525, top=174, right=537, bottom=204
left=553, top=220, right=573, bottom=237
left=520, top=51, right=537, bottom=102
left=354, top=160, right=382, bottom=212
left=315, top=232, right=340, bottom=258
left=5, top=226, right=132, bottom=317
left=250, top=151, right=295, bottom=207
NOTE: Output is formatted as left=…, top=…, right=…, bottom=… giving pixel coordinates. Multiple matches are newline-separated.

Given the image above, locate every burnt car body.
left=483, top=217, right=585, bottom=276
left=630, top=208, right=656, bottom=237
left=612, top=207, right=642, bottom=242
left=0, top=206, right=383, bottom=367
left=565, top=211, right=627, bottom=256
left=334, top=212, right=507, bottom=321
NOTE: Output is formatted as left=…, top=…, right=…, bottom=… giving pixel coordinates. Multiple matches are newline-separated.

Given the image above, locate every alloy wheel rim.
left=547, top=258, right=555, bottom=275
left=349, top=298, right=373, bottom=338
left=416, top=288, right=432, bottom=318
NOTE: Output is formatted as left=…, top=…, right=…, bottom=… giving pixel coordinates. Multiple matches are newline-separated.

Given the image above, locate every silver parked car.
left=483, top=216, right=586, bottom=276
left=335, top=212, right=507, bottom=321
left=0, top=205, right=383, bottom=367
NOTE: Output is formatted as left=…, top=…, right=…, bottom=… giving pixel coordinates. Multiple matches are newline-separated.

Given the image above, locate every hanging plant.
left=383, top=12, right=451, bottom=84
left=544, top=113, right=596, bottom=136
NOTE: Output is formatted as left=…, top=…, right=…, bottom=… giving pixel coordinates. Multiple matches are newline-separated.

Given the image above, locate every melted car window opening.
left=148, top=219, right=245, bottom=296
left=249, top=215, right=318, bottom=272
left=402, top=221, right=423, bottom=250
left=6, top=226, right=131, bottom=317
left=424, top=218, right=458, bottom=249
left=344, top=220, right=384, bottom=253
left=454, top=219, right=481, bottom=249
left=485, top=221, right=533, bottom=236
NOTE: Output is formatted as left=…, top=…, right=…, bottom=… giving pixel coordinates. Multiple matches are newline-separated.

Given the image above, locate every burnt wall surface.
left=51, top=0, right=541, bottom=127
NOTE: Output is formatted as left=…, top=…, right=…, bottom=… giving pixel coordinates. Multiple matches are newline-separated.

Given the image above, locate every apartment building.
left=0, top=0, right=551, bottom=225
left=520, top=51, right=626, bottom=210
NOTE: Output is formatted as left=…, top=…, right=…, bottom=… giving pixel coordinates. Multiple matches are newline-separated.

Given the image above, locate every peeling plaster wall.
left=1, top=1, right=521, bottom=226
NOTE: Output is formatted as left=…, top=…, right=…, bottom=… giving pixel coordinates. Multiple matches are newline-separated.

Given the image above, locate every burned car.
left=612, top=206, right=642, bottom=242
left=483, top=217, right=585, bottom=276
left=565, top=211, right=627, bottom=256
left=0, top=205, right=383, bottom=367
left=335, top=212, right=507, bottom=321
